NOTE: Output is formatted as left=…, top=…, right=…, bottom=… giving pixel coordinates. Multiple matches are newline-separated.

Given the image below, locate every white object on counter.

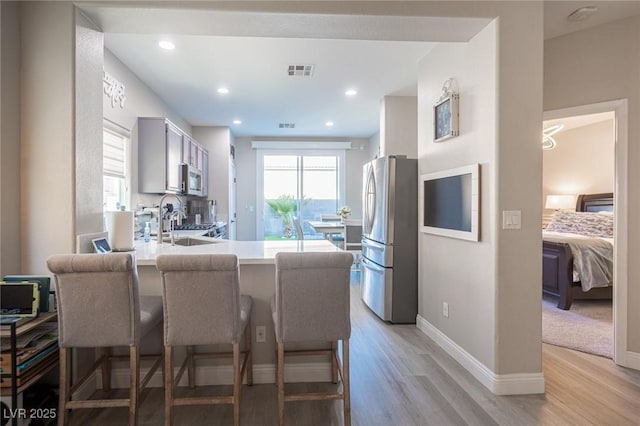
left=105, top=210, right=135, bottom=251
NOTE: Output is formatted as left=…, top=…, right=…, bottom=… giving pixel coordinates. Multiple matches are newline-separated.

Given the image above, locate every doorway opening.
left=542, top=99, right=629, bottom=366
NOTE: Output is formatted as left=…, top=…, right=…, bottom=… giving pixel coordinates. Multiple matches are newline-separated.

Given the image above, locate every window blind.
left=103, top=129, right=126, bottom=179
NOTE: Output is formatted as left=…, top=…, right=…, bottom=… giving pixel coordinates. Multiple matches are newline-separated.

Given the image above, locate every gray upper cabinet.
left=138, top=117, right=184, bottom=194
left=165, top=124, right=183, bottom=192
left=138, top=117, right=208, bottom=195
left=183, top=134, right=206, bottom=169
left=202, top=150, right=209, bottom=198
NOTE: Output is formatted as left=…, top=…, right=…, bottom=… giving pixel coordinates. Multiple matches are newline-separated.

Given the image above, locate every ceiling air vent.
left=287, top=64, right=314, bottom=77
left=279, top=123, right=296, bottom=129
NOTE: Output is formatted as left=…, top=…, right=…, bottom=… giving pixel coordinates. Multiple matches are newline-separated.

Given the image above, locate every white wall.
left=192, top=126, right=232, bottom=225
left=0, top=1, right=22, bottom=276
left=543, top=119, right=615, bottom=209
left=233, top=137, right=369, bottom=240
left=418, top=25, right=497, bottom=370
left=380, top=95, right=417, bottom=158
left=418, top=2, right=544, bottom=389
left=345, top=142, right=369, bottom=219
left=75, top=9, right=104, bottom=236
left=544, top=15, right=640, bottom=353
left=368, top=131, right=380, bottom=161
left=103, top=49, right=192, bottom=209
left=234, top=137, right=257, bottom=241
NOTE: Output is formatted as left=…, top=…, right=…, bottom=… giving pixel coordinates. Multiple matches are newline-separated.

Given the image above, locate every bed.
left=542, top=193, right=614, bottom=310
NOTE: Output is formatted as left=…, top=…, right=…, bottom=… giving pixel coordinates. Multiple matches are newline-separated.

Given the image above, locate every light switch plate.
left=503, top=210, right=521, bottom=229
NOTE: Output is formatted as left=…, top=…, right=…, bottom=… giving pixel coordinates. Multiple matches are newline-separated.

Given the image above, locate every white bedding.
left=543, top=231, right=614, bottom=291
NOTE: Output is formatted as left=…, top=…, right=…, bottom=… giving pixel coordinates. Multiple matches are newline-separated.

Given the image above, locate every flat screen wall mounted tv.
left=420, top=163, right=479, bottom=241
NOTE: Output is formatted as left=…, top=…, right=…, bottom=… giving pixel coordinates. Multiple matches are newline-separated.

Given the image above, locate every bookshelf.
left=1, top=312, right=58, bottom=426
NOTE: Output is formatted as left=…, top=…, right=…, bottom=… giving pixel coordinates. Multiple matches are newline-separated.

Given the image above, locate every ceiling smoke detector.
left=279, top=123, right=296, bottom=129
left=567, top=6, right=598, bottom=22
left=287, top=65, right=315, bottom=77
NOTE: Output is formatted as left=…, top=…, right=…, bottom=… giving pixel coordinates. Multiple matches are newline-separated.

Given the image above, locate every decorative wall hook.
left=103, top=70, right=126, bottom=109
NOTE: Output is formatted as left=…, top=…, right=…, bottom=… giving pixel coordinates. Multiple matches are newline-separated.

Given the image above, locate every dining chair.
left=271, top=252, right=353, bottom=426
left=319, top=214, right=342, bottom=222
left=156, top=254, right=253, bottom=426
left=293, top=216, right=304, bottom=240
left=343, top=218, right=363, bottom=270
left=47, top=253, right=163, bottom=426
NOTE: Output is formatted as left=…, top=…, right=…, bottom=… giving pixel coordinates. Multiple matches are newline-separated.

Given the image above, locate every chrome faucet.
left=157, top=193, right=184, bottom=244
left=169, top=210, right=187, bottom=246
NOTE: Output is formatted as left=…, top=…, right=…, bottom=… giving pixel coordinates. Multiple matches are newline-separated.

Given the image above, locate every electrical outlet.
left=443, top=302, right=449, bottom=318
left=256, top=325, right=266, bottom=343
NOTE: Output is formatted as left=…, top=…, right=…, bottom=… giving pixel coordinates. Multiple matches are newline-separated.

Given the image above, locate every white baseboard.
left=103, top=362, right=333, bottom=389
left=416, top=315, right=545, bottom=395
left=620, top=349, right=640, bottom=370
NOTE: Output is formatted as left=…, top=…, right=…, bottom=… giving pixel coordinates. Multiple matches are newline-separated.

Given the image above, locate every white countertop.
left=133, top=237, right=341, bottom=266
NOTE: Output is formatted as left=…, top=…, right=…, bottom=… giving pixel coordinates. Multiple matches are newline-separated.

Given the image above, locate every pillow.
left=546, top=211, right=613, bottom=238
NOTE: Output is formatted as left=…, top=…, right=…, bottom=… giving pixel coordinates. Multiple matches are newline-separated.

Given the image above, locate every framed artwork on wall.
left=434, top=92, right=459, bottom=142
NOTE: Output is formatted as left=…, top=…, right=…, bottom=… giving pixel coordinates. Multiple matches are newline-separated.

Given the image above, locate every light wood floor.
left=68, top=273, right=640, bottom=425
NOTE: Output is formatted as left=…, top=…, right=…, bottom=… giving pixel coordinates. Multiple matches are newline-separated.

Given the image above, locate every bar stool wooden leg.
left=343, top=339, right=351, bottom=426
left=233, top=343, right=241, bottom=426
left=99, top=348, right=111, bottom=391
left=129, top=346, right=140, bottom=426
left=277, top=343, right=285, bottom=426
left=274, top=342, right=278, bottom=387
left=58, top=347, right=69, bottom=426
left=164, top=346, right=173, bottom=426
left=331, top=341, right=338, bottom=384
left=245, top=321, right=253, bottom=386
left=186, top=346, right=195, bottom=389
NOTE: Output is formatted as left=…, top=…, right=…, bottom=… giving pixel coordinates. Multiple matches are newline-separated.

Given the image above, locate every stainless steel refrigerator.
left=361, top=155, right=418, bottom=323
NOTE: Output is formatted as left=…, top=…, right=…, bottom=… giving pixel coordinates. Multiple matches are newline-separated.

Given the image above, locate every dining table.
left=308, top=220, right=345, bottom=246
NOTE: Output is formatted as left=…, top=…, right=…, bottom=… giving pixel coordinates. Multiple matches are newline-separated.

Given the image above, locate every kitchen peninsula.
left=134, top=237, right=342, bottom=384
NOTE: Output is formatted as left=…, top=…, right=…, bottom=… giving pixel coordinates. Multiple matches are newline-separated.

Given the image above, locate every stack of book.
left=0, top=323, right=58, bottom=387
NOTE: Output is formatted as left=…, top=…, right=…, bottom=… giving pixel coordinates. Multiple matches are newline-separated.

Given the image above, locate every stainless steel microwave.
left=181, top=163, right=203, bottom=197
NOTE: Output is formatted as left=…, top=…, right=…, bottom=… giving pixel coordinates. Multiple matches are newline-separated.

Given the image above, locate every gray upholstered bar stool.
left=272, top=252, right=353, bottom=426
left=155, top=254, right=253, bottom=426
left=46, top=253, right=163, bottom=426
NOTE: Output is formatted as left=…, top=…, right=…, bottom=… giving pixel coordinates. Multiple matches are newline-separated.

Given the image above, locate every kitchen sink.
left=169, top=237, right=219, bottom=246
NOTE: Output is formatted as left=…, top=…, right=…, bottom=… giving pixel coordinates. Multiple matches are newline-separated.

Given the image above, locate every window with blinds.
left=103, top=122, right=130, bottom=211
left=104, top=129, right=126, bottom=178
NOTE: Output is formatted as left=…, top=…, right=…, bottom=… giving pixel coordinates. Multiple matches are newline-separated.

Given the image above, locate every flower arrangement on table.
left=337, top=205, right=352, bottom=221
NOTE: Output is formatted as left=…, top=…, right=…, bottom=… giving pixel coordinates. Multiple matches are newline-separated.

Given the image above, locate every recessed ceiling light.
left=325, top=121, right=334, bottom=127
left=158, top=40, right=175, bottom=50
left=233, top=119, right=242, bottom=125
left=345, top=89, right=357, bottom=97
left=217, top=87, right=229, bottom=94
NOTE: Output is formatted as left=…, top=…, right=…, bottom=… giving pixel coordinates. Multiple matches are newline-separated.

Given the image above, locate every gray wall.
left=19, top=3, right=104, bottom=274
left=418, top=22, right=499, bottom=371
left=543, top=119, right=615, bottom=211
left=192, top=126, right=232, bottom=225
left=418, top=3, right=544, bottom=379
left=20, top=2, right=77, bottom=273
left=103, top=48, right=193, bottom=211
left=75, top=10, right=104, bottom=236
left=380, top=95, right=418, bottom=158
left=0, top=2, right=22, bottom=276
left=544, top=15, right=640, bottom=353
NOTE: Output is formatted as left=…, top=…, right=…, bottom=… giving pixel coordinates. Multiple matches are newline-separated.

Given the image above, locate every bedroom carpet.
left=542, top=294, right=613, bottom=358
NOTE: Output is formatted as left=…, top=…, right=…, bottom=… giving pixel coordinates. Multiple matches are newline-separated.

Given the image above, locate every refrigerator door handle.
left=362, top=238, right=383, bottom=251
left=362, top=257, right=385, bottom=274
